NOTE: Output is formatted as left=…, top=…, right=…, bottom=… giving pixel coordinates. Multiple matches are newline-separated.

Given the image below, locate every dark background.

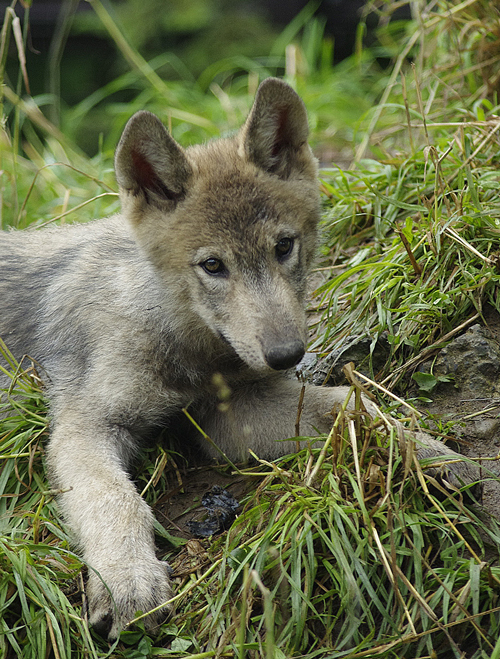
left=3, top=1, right=411, bottom=101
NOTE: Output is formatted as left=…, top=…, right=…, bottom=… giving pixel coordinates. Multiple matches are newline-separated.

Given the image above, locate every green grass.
left=2, top=1, right=500, bottom=657
left=0, top=343, right=96, bottom=658
left=2, top=355, right=500, bottom=658
left=313, top=139, right=500, bottom=389
left=165, top=406, right=500, bottom=658
left=311, top=0, right=500, bottom=390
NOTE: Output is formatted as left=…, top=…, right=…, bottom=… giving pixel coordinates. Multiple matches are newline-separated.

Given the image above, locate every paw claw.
left=86, top=560, right=172, bottom=640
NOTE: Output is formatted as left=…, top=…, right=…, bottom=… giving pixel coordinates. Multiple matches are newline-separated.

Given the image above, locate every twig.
left=354, top=28, right=421, bottom=162
left=35, top=193, right=119, bottom=228
left=444, top=226, right=494, bottom=265
left=353, top=369, right=423, bottom=418
left=396, top=228, right=422, bottom=276
left=382, top=313, right=480, bottom=386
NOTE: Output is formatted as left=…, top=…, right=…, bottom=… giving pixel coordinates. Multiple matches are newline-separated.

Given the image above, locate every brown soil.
left=154, top=465, right=259, bottom=541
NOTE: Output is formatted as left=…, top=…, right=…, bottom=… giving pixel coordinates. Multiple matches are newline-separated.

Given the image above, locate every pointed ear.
left=115, top=111, right=192, bottom=209
left=240, top=78, right=314, bottom=179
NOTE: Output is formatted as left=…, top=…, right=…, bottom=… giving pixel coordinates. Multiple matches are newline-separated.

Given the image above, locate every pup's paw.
left=86, top=559, right=172, bottom=640
left=413, top=432, right=482, bottom=496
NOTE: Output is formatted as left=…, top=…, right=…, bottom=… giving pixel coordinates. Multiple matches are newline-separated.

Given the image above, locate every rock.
left=433, top=324, right=500, bottom=398
left=416, top=322, right=500, bottom=521
left=302, top=334, right=390, bottom=386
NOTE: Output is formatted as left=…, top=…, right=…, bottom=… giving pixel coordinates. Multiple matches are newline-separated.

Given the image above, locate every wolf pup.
left=0, top=78, right=477, bottom=639
left=0, top=78, right=343, bottom=638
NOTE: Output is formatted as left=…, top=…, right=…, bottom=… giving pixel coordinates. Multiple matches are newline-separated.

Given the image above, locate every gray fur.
left=0, top=78, right=478, bottom=639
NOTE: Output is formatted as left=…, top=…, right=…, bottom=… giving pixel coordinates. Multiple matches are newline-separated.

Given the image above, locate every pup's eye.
left=275, top=237, right=294, bottom=261
left=201, top=258, right=226, bottom=275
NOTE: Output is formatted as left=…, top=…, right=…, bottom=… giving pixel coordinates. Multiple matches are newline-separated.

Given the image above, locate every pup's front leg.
left=195, top=375, right=482, bottom=490
left=47, top=418, right=171, bottom=640
left=194, top=375, right=353, bottom=462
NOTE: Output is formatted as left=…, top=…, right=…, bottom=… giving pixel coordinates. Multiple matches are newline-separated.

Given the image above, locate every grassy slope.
left=1, top=1, right=500, bottom=657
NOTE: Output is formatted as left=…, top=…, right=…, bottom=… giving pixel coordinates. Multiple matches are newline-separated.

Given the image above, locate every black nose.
left=264, top=340, right=305, bottom=371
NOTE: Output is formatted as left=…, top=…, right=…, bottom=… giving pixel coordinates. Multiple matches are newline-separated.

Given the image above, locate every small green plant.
left=412, top=370, right=454, bottom=394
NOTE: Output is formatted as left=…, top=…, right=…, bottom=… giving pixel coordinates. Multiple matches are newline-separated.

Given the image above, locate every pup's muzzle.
left=264, top=340, right=305, bottom=371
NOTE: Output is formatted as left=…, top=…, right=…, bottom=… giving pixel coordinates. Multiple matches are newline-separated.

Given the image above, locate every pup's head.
left=114, top=78, right=320, bottom=372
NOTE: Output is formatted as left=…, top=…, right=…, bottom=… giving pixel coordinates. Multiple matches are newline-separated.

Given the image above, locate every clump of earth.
left=305, top=310, right=500, bottom=521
